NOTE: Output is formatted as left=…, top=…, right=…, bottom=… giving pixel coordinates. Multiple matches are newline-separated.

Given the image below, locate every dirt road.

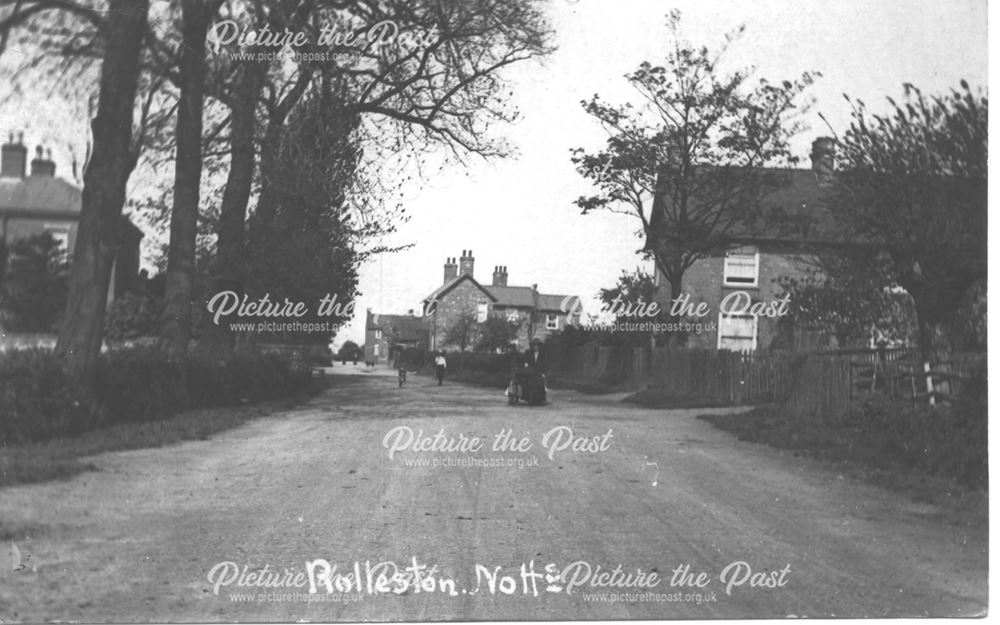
left=0, top=366, right=987, bottom=620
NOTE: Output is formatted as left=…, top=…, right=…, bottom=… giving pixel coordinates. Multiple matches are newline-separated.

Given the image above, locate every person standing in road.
left=434, top=352, right=447, bottom=386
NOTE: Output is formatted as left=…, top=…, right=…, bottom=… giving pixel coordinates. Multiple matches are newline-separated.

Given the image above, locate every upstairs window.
left=723, top=246, right=759, bottom=287
left=546, top=314, right=558, bottom=330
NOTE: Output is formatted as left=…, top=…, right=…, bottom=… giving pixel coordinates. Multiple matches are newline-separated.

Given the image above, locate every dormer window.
left=723, top=246, right=759, bottom=288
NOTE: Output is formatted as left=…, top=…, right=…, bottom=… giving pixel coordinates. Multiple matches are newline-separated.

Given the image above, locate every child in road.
left=434, top=352, right=447, bottom=386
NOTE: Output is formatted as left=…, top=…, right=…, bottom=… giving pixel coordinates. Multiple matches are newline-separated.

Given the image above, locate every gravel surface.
left=0, top=365, right=987, bottom=620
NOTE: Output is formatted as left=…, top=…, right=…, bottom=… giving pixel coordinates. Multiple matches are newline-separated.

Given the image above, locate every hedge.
left=0, top=347, right=312, bottom=445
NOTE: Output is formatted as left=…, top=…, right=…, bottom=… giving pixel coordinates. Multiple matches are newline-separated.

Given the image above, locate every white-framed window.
left=723, top=246, right=759, bottom=287
left=476, top=301, right=489, bottom=323
left=545, top=314, right=558, bottom=330
left=44, top=224, right=70, bottom=256
left=717, top=312, right=757, bottom=352
left=373, top=344, right=380, bottom=356
left=374, top=329, right=382, bottom=339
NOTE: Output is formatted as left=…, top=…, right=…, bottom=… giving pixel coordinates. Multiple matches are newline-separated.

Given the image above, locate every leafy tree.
left=598, top=269, right=660, bottom=318
left=476, top=315, right=519, bottom=352
left=777, top=253, right=916, bottom=347
left=830, top=82, right=987, bottom=361
left=243, top=83, right=362, bottom=345
left=572, top=11, right=817, bottom=305
left=0, top=233, right=69, bottom=333
left=337, top=340, right=361, bottom=362
left=443, top=311, right=478, bottom=352
left=597, top=268, right=675, bottom=346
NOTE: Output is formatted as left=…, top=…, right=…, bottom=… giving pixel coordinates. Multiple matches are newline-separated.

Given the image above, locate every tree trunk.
left=55, top=0, right=149, bottom=384
left=160, top=0, right=216, bottom=361
left=252, top=119, right=287, bottom=234
left=665, top=272, right=685, bottom=348
left=201, top=61, right=265, bottom=354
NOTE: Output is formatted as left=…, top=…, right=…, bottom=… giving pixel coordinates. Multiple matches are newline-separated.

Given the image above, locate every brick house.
left=421, top=250, right=581, bottom=352
left=0, top=133, right=144, bottom=307
left=649, top=138, right=852, bottom=352
left=363, top=310, right=429, bottom=364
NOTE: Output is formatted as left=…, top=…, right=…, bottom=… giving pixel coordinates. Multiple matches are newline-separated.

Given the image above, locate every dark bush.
left=103, top=293, right=162, bottom=341
left=840, top=393, right=987, bottom=489
left=0, top=349, right=98, bottom=442
left=397, top=347, right=430, bottom=371
left=0, top=347, right=313, bottom=445
left=305, top=343, right=333, bottom=367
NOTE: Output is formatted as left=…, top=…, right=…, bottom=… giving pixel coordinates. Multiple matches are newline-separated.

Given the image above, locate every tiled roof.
left=0, top=175, right=81, bottom=214
left=422, top=273, right=497, bottom=304
left=537, top=293, right=579, bottom=313
left=753, top=168, right=843, bottom=240
left=422, top=272, right=579, bottom=314
left=648, top=167, right=847, bottom=247
left=0, top=175, right=144, bottom=238
left=485, top=286, right=577, bottom=313
left=484, top=285, right=535, bottom=307
left=367, top=311, right=427, bottom=342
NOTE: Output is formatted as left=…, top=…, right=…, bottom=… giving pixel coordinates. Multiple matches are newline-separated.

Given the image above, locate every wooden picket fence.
left=555, top=343, right=985, bottom=420
left=849, top=350, right=984, bottom=406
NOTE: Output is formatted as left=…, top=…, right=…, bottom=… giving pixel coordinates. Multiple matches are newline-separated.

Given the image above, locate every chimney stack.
left=810, top=137, right=836, bottom=186
left=492, top=265, right=508, bottom=287
left=459, top=249, right=474, bottom=277
left=443, top=257, right=458, bottom=283
left=30, top=145, right=56, bottom=177
left=1, top=132, right=27, bottom=179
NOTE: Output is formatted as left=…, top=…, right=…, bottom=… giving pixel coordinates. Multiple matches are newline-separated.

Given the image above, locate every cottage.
left=648, top=137, right=855, bottom=352
left=0, top=132, right=144, bottom=304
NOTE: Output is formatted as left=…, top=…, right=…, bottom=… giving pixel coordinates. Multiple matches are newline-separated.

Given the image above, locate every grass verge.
left=622, top=388, right=732, bottom=409
left=698, top=401, right=987, bottom=516
left=0, top=377, right=332, bottom=490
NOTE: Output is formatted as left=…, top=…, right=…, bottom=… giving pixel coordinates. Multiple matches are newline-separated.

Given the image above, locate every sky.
left=0, top=0, right=988, bottom=348
left=336, top=0, right=988, bottom=346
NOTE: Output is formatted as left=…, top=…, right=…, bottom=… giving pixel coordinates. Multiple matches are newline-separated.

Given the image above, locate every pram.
left=507, top=365, right=547, bottom=406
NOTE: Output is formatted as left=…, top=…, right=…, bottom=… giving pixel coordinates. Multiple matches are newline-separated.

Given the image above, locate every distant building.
left=421, top=250, right=581, bottom=352
left=0, top=132, right=144, bottom=304
left=364, top=309, right=429, bottom=365
left=363, top=250, right=582, bottom=360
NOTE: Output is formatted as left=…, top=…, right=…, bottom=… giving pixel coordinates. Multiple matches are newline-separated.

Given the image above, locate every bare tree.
left=0, top=0, right=151, bottom=383
left=159, top=0, right=225, bottom=360
left=204, top=0, right=552, bottom=353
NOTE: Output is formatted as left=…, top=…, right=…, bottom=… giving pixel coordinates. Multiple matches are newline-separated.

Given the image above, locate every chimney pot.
left=458, top=250, right=475, bottom=277
left=443, top=256, right=458, bottom=283
left=1, top=131, right=27, bottom=178
left=30, top=144, right=55, bottom=177
left=810, top=136, right=836, bottom=185
left=492, top=264, right=508, bottom=287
